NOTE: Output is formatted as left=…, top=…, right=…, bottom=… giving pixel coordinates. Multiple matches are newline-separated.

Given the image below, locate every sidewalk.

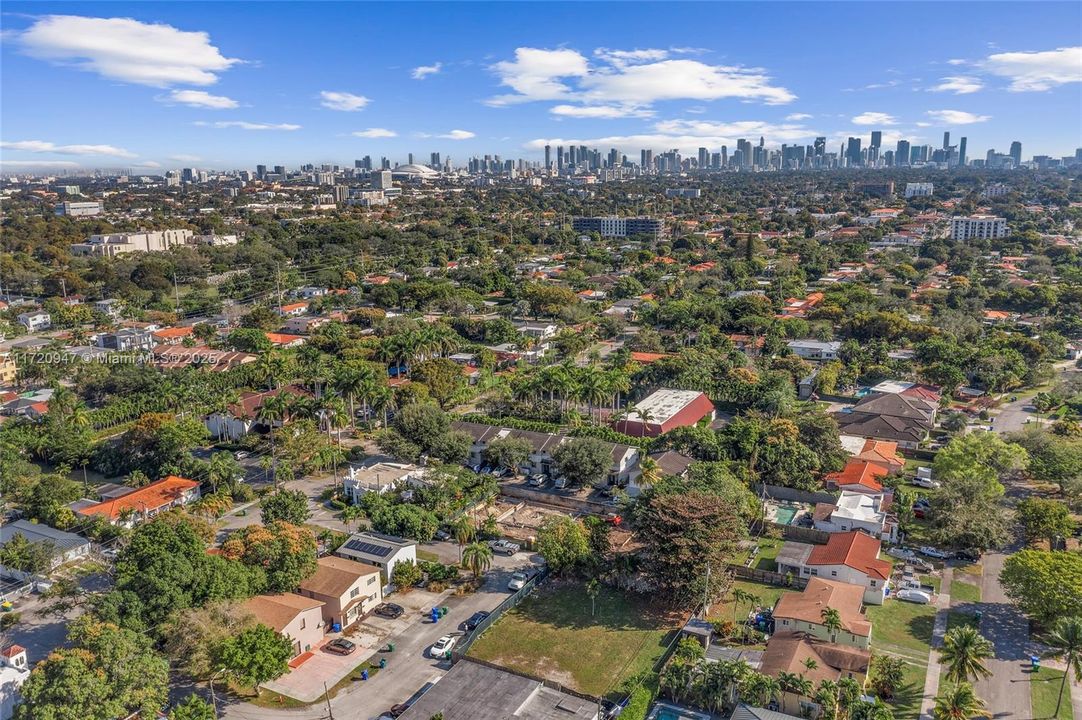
left=919, top=567, right=952, bottom=720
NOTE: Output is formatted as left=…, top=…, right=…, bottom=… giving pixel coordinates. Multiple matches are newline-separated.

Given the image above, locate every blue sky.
left=1, top=2, right=1080, bottom=171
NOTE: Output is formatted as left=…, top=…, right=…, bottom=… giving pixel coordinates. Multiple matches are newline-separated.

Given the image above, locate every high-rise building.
left=698, top=147, right=709, bottom=169
left=1009, top=141, right=1022, bottom=168
left=371, top=170, right=392, bottom=189
left=736, top=139, right=752, bottom=168
left=544, top=145, right=551, bottom=169
left=951, top=215, right=1007, bottom=241
left=896, top=140, right=910, bottom=166
left=957, top=137, right=967, bottom=167
left=720, top=146, right=728, bottom=167
left=846, top=137, right=862, bottom=167
left=943, top=132, right=950, bottom=150
left=870, top=131, right=882, bottom=150
left=256, top=164, right=267, bottom=179
left=274, top=165, right=286, bottom=177
left=430, top=152, right=441, bottom=168
left=814, top=137, right=826, bottom=158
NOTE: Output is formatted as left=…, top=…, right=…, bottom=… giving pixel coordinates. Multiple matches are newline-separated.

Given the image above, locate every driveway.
left=217, top=553, right=541, bottom=720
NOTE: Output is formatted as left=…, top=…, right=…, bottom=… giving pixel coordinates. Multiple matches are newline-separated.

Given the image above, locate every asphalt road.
left=973, top=551, right=1034, bottom=720
left=993, top=361, right=1078, bottom=435
left=217, top=551, right=540, bottom=720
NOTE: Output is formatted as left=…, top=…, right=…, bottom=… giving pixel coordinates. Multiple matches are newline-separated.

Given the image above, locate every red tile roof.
left=1, top=645, right=25, bottom=658
left=78, top=476, right=200, bottom=521
left=807, top=531, right=891, bottom=580
left=826, top=461, right=887, bottom=492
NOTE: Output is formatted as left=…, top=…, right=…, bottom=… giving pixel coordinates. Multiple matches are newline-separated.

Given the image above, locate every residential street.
left=973, top=551, right=1033, bottom=720
left=993, top=361, right=1077, bottom=435
left=217, top=552, right=540, bottom=720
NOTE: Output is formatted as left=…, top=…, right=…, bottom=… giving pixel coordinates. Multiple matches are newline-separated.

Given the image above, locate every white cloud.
left=0, top=160, right=81, bottom=168
left=925, top=109, right=991, bottom=124
left=487, top=46, right=794, bottom=108
left=194, top=121, right=300, bottom=131
left=981, top=46, right=1082, bottom=91
left=411, top=63, right=442, bottom=80
left=0, top=139, right=136, bottom=157
left=14, top=14, right=239, bottom=87
left=160, top=89, right=239, bottom=109
left=352, top=128, right=397, bottom=138
left=550, top=104, right=654, bottom=119
left=319, top=91, right=369, bottom=111
left=915, top=122, right=932, bottom=127
left=170, top=154, right=202, bottom=162
left=525, top=118, right=819, bottom=156
left=947, top=59, right=967, bottom=66
left=851, top=112, right=898, bottom=125
left=785, top=113, right=813, bottom=121
left=438, top=130, right=475, bottom=140
left=929, top=76, right=983, bottom=94
left=487, top=48, right=590, bottom=106
left=133, top=160, right=162, bottom=168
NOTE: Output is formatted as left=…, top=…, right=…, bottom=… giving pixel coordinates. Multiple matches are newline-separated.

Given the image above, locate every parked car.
left=528, top=473, right=547, bottom=487
left=508, top=570, right=532, bottom=591
left=912, top=506, right=927, bottom=519
left=919, top=546, right=950, bottom=559
left=234, top=450, right=249, bottom=460
left=387, top=704, right=410, bottom=718
left=434, top=528, right=451, bottom=542
left=552, top=476, right=569, bottom=489
left=489, top=539, right=520, bottom=555
left=374, top=603, right=404, bottom=619
left=325, top=638, right=357, bottom=655
left=954, top=548, right=981, bottom=562
left=463, top=611, right=490, bottom=631
left=912, top=476, right=941, bottom=489
left=429, top=635, right=457, bottom=657
left=895, top=588, right=933, bottom=604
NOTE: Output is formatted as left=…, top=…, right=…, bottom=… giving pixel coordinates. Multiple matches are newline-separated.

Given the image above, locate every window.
left=367, top=576, right=376, bottom=585
left=350, top=587, right=360, bottom=599
left=831, top=570, right=837, bottom=577
left=300, top=618, right=306, bottom=630
left=870, top=580, right=877, bottom=587
left=809, top=568, right=818, bottom=576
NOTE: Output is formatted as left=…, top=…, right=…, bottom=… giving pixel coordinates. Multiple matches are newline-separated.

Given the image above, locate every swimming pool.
left=646, top=702, right=712, bottom=720
left=774, top=505, right=798, bottom=525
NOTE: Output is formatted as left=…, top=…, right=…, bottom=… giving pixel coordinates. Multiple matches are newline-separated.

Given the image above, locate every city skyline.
left=1, top=2, right=1081, bottom=170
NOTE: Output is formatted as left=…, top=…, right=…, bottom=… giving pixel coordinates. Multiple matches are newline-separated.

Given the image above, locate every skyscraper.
left=846, top=137, right=862, bottom=167
left=943, top=132, right=950, bottom=150
left=544, top=145, right=551, bottom=169
left=896, top=140, right=910, bottom=166
left=814, top=137, right=826, bottom=157
left=698, top=147, right=709, bottom=169
left=957, top=137, right=967, bottom=167
left=1009, top=141, right=1022, bottom=168
left=870, top=131, right=882, bottom=149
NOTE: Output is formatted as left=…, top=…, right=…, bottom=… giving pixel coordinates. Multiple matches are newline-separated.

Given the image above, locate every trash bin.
left=441, top=606, right=449, bottom=616
left=1031, top=656, right=1040, bottom=670
left=331, top=623, right=341, bottom=633
left=388, top=643, right=395, bottom=652
left=361, top=669, right=369, bottom=681
left=379, top=658, right=387, bottom=669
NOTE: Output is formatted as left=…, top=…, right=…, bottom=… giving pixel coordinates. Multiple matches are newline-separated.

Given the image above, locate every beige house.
left=243, top=593, right=325, bottom=658
left=298, top=556, right=383, bottom=630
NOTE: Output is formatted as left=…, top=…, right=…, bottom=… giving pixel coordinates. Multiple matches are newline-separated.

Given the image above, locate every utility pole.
left=323, top=681, right=334, bottom=719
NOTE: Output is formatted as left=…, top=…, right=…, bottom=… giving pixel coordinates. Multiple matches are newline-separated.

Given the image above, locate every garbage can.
left=441, top=606, right=449, bottom=616
left=361, top=669, right=369, bottom=681
left=1031, top=656, right=1040, bottom=671
left=379, top=658, right=387, bottom=669
left=388, top=643, right=395, bottom=652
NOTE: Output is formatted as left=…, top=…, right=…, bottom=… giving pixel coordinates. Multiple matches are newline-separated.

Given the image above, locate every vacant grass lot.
left=867, top=599, right=936, bottom=658
left=468, top=580, right=680, bottom=697
left=1031, top=666, right=1074, bottom=720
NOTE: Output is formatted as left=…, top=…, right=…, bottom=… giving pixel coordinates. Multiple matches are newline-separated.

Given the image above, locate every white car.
left=528, top=474, right=547, bottom=487
left=508, top=570, right=531, bottom=591
left=886, top=547, right=916, bottom=561
left=553, top=476, right=569, bottom=489
left=912, top=476, right=941, bottom=489
left=489, top=539, right=520, bottom=556
left=895, top=588, right=933, bottom=604
left=919, top=546, right=950, bottom=559
left=429, top=635, right=457, bottom=658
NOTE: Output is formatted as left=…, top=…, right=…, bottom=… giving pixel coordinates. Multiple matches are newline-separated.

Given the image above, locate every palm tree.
left=731, top=588, right=754, bottom=624
left=341, top=504, right=363, bottom=532
left=452, top=516, right=474, bottom=563
left=638, top=456, right=663, bottom=493
left=461, top=541, right=493, bottom=579
left=939, top=626, right=994, bottom=685
left=585, top=578, right=601, bottom=617
left=738, top=671, right=781, bottom=708
left=932, top=683, right=986, bottom=720
left=1041, top=616, right=1082, bottom=718
left=821, top=606, right=843, bottom=643
left=814, top=679, right=839, bottom=720
left=258, top=393, right=289, bottom=486
left=207, top=451, right=242, bottom=495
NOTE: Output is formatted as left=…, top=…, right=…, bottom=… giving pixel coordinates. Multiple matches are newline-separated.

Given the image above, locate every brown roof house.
left=298, top=556, right=383, bottom=631
left=772, top=577, right=872, bottom=649
left=834, top=392, right=936, bottom=449
left=243, top=592, right=325, bottom=658
left=759, top=631, right=870, bottom=718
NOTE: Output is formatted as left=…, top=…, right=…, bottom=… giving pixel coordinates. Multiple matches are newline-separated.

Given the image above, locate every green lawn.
left=1031, top=666, right=1074, bottom=720
left=946, top=609, right=980, bottom=632
left=950, top=580, right=981, bottom=604
left=468, top=580, right=679, bottom=697
left=710, top=580, right=788, bottom=622
left=867, top=599, right=936, bottom=658
left=884, top=659, right=927, bottom=720
left=753, top=541, right=782, bottom=571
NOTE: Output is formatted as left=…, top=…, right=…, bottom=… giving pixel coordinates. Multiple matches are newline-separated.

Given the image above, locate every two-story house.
left=298, top=556, right=383, bottom=630
left=242, top=593, right=325, bottom=659
left=772, top=577, right=872, bottom=649
left=776, top=531, right=892, bottom=605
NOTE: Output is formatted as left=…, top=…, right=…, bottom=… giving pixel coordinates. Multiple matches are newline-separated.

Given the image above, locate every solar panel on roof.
left=343, top=539, right=393, bottom=558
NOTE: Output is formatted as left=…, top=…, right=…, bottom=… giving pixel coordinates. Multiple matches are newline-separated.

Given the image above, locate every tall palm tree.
left=821, top=606, right=843, bottom=643
left=939, top=626, right=994, bottom=685
left=638, top=456, right=663, bottom=493
left=731, top=588, right=753, bottom=624
left=461, top=541, right=493, bottom=579
left=1041, top=616, right=1082, bottom=718
left=452, top=516, right=475, bottom=563
left=932, top=683, right=987, bottom=720
left=738, top=671, right=781, bottom=708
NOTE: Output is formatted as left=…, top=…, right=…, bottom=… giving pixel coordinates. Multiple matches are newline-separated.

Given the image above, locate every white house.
left=16, top=312, right=50, bottom=333
left=0, top=646, right=29, bottom=720
left=776, top=531, right=892, bottom=605
left=787, top=340, right=841, bottom=361
left=0, top=520, right=91, bottom=580
left=813, top=490, right=898, bottom=543
left=334, top=531, right=417, bottom=585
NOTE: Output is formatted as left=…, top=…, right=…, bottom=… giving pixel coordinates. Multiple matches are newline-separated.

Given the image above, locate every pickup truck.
left=488, top=539, right=520, bottom=555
